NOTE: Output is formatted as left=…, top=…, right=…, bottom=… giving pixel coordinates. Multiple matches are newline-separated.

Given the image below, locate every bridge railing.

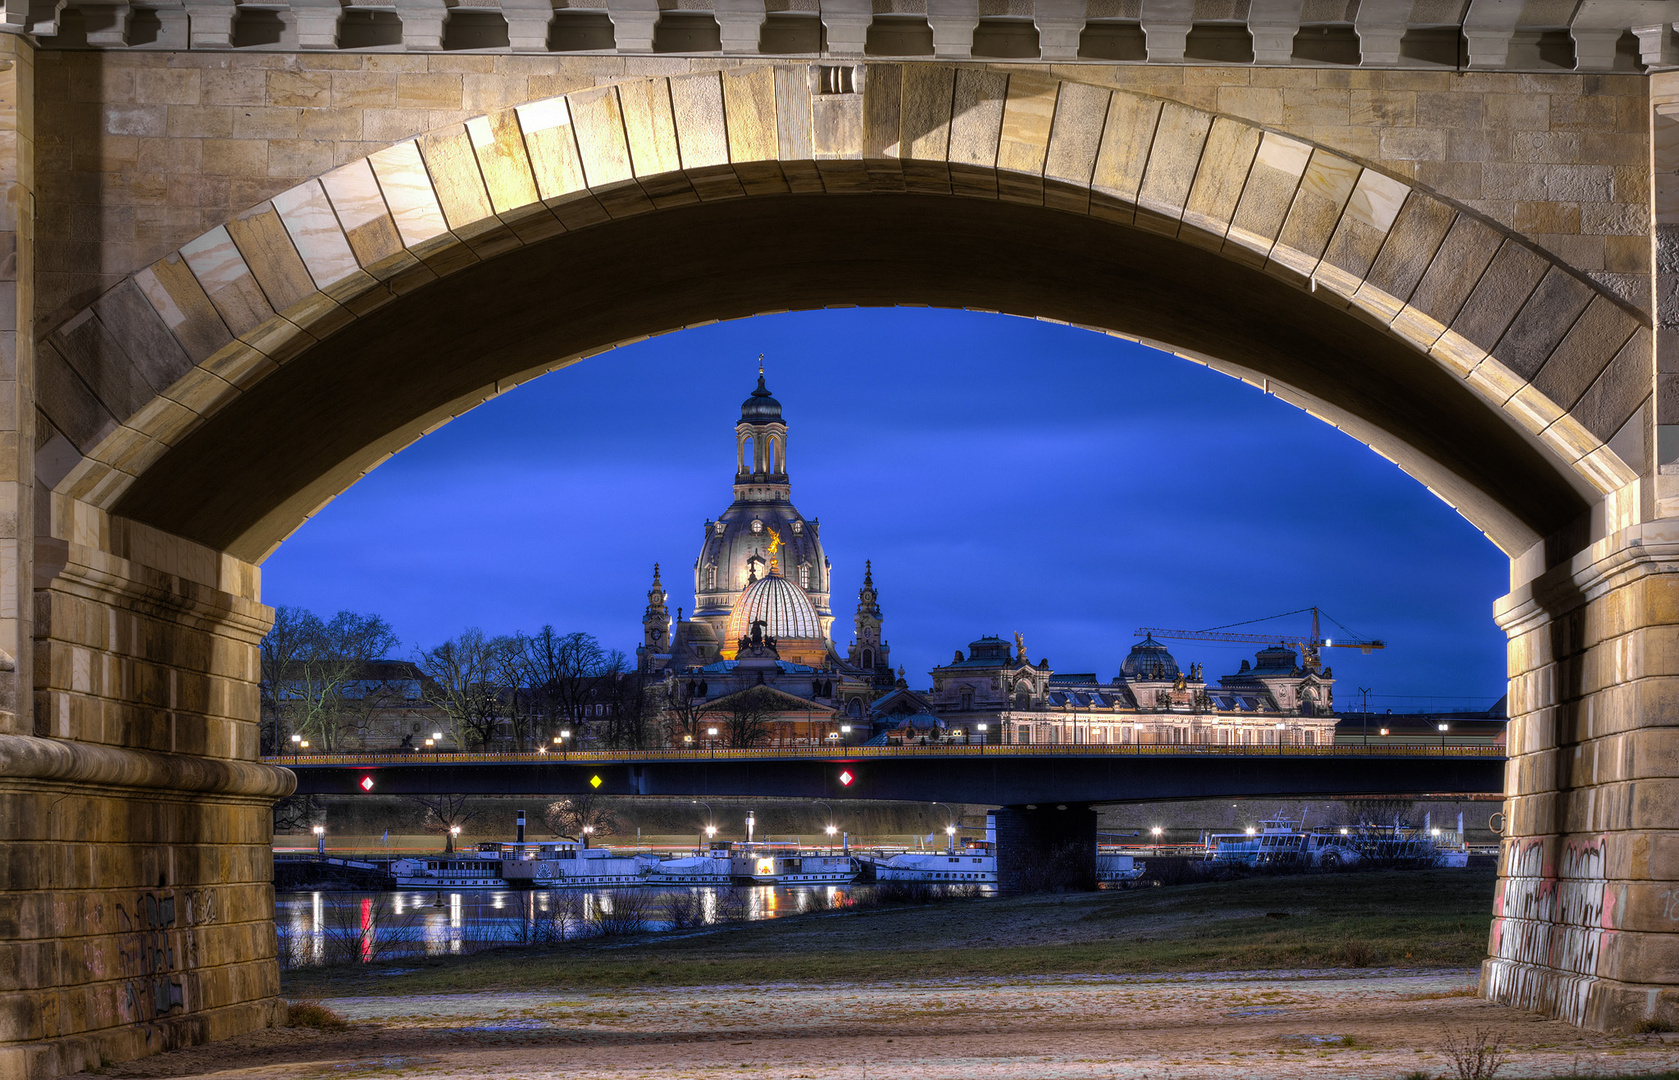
left=265, top=743, right=1506, bottom=767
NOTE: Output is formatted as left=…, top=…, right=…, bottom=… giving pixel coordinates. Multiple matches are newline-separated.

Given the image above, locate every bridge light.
left=359, top=775, right=374, bottom=792
left=838, top=769, right=854, bottom=787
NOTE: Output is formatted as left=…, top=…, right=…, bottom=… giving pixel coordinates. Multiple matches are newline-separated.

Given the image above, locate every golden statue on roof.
left=765, top=526, right=782, bottom=573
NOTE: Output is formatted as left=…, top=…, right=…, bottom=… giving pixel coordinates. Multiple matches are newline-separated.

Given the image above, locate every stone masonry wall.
left=29, top=52, right=1652, bottom=337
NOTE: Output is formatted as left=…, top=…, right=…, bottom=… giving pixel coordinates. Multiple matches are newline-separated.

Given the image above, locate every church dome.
left=726, top=572, right=822, bottom=643
left=740, top=373, right=782, bottom=422
left=1121, top=635, right=1179, bottom=681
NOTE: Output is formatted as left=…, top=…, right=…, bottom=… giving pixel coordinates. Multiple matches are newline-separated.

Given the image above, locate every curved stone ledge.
left=0, top=733, right=296, bottom=799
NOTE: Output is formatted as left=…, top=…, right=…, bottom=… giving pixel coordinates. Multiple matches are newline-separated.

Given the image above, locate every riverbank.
left=283, top=868, right=1496, bottom=997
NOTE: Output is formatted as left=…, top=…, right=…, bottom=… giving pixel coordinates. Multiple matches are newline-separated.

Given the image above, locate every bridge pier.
left=1482, top=528, right=1679, bottom=1032
left=992, top=805, right=1097, bottom=896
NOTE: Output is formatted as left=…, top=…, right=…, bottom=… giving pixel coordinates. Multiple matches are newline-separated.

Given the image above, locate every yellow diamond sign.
left=590, top=775, right=603, bottom=789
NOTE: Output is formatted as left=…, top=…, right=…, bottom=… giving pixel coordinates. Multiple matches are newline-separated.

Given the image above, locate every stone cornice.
left=0, top=732, right=297, bottom=798
left=10, top=0, right=1679, bottom=70
left=1495, top=520, right=1679, bottom=637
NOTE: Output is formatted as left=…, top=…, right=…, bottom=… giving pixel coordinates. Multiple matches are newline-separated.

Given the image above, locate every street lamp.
left=707, top=726, right=719, bottom=757
left=976, top=723, right=988, bottom=750
left=1438, top=722, right=1449, bottom=751
left=1379, top=727, right=1390, bottom=737
left=1151, top=826, right=1164, bottom=851
left=299, top=739, right=309, bottom=753
left=693, top=800, right=715, bottom=851
left=582, top=824, right=595, bottom=848
left=312, top=824, right=325, bottom=856
left=559, top=730, right=571, bottom=756
left=945, top=822, right=957, bottom=854
left=447, top=824, right=460, bottom=853
left=825, top=823, right=838, bottom=852
left=424, top=738, right=434, bottom=755
left=290, top=733, right=301, bottom=763
left=813, top=801, right=835, bottom=851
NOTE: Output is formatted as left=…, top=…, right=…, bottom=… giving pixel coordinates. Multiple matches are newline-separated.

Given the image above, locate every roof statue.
left=1014, top=631, right=1027, bottom=664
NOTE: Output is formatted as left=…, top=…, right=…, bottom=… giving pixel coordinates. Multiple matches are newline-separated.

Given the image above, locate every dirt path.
left=73, top=969, right=1679, bottom=1080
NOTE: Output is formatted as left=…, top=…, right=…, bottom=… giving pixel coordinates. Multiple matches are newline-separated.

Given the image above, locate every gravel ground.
left=70, top=969, right=1679, bottom=1080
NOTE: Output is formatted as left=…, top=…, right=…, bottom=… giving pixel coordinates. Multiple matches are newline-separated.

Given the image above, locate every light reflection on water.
left=274, top=885, right=862, bottom=967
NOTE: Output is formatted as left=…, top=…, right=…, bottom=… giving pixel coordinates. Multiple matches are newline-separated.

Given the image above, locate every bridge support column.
left=1483, top=525, right=1679, bottom=1032
left=993, top=804, right=1096, bottom=895
left=0, top=502, right=291, bottom=1080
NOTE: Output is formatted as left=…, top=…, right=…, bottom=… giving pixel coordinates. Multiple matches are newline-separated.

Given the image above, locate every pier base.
left=993, top=805, right=1097, bottom=895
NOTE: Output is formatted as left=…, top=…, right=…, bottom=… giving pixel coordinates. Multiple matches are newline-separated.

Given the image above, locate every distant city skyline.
left=262, top=307, right=1510, bottom=711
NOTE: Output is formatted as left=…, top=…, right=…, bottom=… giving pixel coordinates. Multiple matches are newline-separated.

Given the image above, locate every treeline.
left=258, top=606, right=777, bottom=754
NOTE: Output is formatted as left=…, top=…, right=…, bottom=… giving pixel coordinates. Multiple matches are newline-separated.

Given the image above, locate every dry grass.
left=284, top=1000, right=348, bottom=1030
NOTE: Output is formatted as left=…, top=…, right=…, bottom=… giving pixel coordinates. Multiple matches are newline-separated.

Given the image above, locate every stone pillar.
left=1481, top=523, right=1679, bottom=1032
left=993, top=804, right=1096, bottom=895
left=0, top=33, right=33, bottom=732
left=0, top=499, right=292, bottom=1079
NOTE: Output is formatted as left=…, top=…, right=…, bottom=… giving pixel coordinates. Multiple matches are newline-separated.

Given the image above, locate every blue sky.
left=262, top=307, right=1509, bottom=710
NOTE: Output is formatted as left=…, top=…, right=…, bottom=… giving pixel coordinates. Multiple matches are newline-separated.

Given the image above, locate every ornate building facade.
left=637, top=369, right=898, bottom=744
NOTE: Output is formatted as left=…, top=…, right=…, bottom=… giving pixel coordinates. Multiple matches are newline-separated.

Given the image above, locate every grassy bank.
left=284, top=867, right=1495, bottom=999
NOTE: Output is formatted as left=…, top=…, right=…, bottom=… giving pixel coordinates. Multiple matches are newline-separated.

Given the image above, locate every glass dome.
left=725, top=572, right=822, bottom=643
left=1121, top=635, right=1179, bottom=681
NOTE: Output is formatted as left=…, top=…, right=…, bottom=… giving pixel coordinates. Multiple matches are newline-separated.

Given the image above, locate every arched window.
left=847, top=698, right=863, bottom=719
left=769, top=436, right=782, bottom=473
left=862, top=648, right=873, bottom=670
left=741, top=435, right=755, bottom=472
left=706, top=564, right=716, bottom=590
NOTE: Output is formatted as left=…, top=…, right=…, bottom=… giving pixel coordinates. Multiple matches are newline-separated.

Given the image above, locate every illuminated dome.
left=725, top=571, right=823, bottom=644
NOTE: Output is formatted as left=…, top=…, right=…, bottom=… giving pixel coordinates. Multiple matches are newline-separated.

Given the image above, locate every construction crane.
left=1135, top=607, right=1385, bottom=671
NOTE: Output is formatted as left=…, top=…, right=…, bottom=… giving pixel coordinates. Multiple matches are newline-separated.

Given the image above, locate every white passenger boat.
left=389, top=851, right=508, bottom=888
left=730, top=847, right=859, bottom=885
left=644, top=851, right=733, bottom=885
left=499, top=841, right=658, bottom=887
left=1205, top=815, right=1468, bottom=869
left=872, top=848, right=996, bottom=885
left=1096, top=852, right=1145, bottom=886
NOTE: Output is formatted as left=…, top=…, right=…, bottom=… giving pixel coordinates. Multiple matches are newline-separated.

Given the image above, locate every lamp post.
left=839, top=724, right=852, bottom=745
left=931, top=802, right=954, bottom=850
left=976, top=723, right=988, bottom=751
left=424, top=737, right=434, bottom=756
left=312, top=824, right=325, bottom=856
left=299, top=739, right=309, bottom=755
left=582, top=824, right=595, bottom=849
left=813, top=801, right=834, bottom=852
left=707, top=726, right=718, bottom=758
left=1150, top=825, right=1163, bottom=853
left=432, top=731, right=443, bottom=759
left=826, top=823, right=838, bottom=853
left=448, top=824, right=460, bottom=853
left=693, top=800, right=714, bottom=852
left=1274, top=722, right=1284, bottom=755
left=1438, top=722, right=1449, bottom=752
left=290, top=733, right=301, bottom=764
left=944, top=822, right=957, bottom=854
left=559, top=730, right=571, bottom=757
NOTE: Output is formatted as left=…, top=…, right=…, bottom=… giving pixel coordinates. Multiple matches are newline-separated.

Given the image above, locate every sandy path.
left=74, top=970, right=1679, bottom=1080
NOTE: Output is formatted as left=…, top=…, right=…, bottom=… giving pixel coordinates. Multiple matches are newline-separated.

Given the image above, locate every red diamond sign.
left=359, top=775, right=375, bottom=792
left=838, top=769, right=854, bottom=787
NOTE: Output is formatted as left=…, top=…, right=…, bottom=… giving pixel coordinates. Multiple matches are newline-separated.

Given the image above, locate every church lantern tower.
left=692, top=364, right=833, bottom=645
left=848, top=560, right=889, bottom=674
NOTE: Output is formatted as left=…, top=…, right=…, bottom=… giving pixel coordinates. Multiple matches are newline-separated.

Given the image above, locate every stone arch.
left=31, top=63, right=1647, bottom=565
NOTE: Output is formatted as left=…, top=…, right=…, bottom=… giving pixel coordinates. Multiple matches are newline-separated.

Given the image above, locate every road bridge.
left=3, top=6, right=1679, bottom=1074
left=283, top=745, right=1507, bottom=803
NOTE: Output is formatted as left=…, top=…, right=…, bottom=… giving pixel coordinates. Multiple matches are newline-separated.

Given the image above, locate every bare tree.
left=408, top=794, right=478, bottom=852
left=261, top=607, right=400, bottom=752
left=598, top=654, right=658, bottom=750
left=416, top=629, right=510, bottom=749
left=710, top=686, right=779, bottom=749
left=543, top=794, right=619, bottom=840
left=663, top=676, right=708, bottom=747
left=517, top=628, right=610, bottom=746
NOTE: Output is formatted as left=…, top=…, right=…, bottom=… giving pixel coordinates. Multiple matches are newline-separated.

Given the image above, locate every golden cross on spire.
left=758, top=353, right=764, bottom=376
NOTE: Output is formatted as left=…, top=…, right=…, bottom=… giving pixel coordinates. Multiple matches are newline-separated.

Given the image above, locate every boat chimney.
left=517, top=810, right=526, bottom=845
left=746, top=810, right=756, bottom=844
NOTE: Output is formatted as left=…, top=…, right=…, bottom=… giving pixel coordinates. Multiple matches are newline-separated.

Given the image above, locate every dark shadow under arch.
left=110, top=193, right=1590, bottom=561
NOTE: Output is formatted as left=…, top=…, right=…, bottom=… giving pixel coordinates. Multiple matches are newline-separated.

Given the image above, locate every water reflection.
left=275, top=884, right=875, bottom=968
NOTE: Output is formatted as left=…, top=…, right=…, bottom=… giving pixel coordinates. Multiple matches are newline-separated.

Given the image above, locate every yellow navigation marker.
left=590, top=775, right=603, bottom=789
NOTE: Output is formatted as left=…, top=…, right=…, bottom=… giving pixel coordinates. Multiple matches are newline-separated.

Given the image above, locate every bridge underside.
left=288, top=754, right=1508, bottom=804
left=3, top=35, right=1679, bottom=1080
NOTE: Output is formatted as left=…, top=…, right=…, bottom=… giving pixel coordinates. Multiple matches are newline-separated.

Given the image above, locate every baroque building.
left=637, top=368, right=898, bottom=744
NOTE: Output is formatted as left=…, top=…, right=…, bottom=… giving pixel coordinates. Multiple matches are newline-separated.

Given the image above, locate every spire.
left=641, top=562, right=670, bottom=660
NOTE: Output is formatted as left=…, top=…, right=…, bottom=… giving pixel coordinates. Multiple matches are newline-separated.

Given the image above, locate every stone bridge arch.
left=7, top=60, right=1675, bottom=1079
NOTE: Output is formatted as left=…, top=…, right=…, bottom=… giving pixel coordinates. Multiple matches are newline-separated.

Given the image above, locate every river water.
left=275, top=885, right=888, bottom=967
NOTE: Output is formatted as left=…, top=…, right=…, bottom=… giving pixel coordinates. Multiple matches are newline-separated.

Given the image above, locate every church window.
left=751, top=519, right=763, bottom=533
left=862, top=648, right=873, bottom=670
left=741, top=435, right=754, bottom=472
left=959, top=687, right=973, bottom=710
left=714, top=521, right=726, bottom=536
left=706, top=564, right=717, bottom=590
left=791, top=520, right=802, bottom=535
left=799, top=562, right=810, bottom=588
left=847, top=698, right=863, bottom=719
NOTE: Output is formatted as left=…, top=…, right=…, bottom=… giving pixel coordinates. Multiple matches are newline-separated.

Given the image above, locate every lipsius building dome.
left=1121, top=635, right=1180, bottom=681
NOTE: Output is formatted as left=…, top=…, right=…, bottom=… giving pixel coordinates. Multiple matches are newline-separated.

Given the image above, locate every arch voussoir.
left=29, top=63, right=1649, bottom=560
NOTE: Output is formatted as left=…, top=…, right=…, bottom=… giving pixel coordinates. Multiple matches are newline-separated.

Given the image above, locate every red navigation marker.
left=838, top=769, right=854, bottom=787
left=359, top=775, right=375, bottom=792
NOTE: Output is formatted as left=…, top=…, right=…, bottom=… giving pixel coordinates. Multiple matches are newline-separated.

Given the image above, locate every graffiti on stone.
left=115, top=890, right=187, bottom=1022
left=1486, top=835, right=1611, bottom=1026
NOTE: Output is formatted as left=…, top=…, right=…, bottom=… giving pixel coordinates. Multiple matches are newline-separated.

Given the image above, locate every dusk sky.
left=262, top=307, right=1509, bottom=712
